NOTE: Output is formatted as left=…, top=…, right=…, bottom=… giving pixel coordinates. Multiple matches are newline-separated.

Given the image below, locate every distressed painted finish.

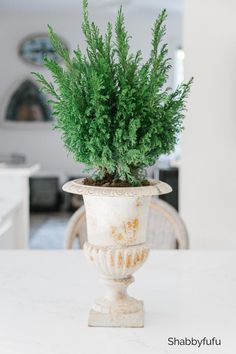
left=83, top=195, right=151, bottom=246
left=84, top=242, right=149, bottom=326
left=62, top=179, right=172, bottom=327
left=84, top=243, right=149, bottom=279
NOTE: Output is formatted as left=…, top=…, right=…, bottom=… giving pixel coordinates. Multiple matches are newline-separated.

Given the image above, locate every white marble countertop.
left=0, top=250, right=235, bottom=354
left=0, top=198, right=21, bottom=220
left=0, top=163, right=40, bottom=176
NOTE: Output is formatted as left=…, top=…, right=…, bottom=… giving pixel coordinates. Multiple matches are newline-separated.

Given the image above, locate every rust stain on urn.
left=111, top=217, right=140, bottom=245
left=125, top=254, right=132, bottom=268
left=134, top=252, right=140, bottom=265
left=117, top=253, right=123, bottom=267
left=133, top=218, right=139, bottom=229
left=117, top=233, right=124, bottom=241
left=124, top=248, right=148, bottom=269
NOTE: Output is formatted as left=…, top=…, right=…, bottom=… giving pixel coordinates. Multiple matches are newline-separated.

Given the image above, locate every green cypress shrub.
left=33, top=0, right=192, bottom=186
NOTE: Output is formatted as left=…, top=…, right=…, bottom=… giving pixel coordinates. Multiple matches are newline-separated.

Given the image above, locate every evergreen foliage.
left=33, top=0, right=192, bottom=186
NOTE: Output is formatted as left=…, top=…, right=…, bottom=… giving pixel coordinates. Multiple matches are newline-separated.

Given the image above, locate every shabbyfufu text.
left=168, top=337, right=221, bottom=348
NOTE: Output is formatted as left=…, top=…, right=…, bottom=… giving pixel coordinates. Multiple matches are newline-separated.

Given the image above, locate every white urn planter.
left=63, top=178, right=171, bottom=327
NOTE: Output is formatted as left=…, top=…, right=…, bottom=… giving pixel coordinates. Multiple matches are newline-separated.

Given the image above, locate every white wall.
left=0, top=11, right=84, bottom=176
left=0, top=5, right=182, bottom=176
left=181, top=0, right=236, bottom=249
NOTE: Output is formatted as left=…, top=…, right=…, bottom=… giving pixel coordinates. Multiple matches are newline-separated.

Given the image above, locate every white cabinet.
left=0, top=199, right=21, bottom=248
left=0, top=164, right=40, bottom=248
left=0, top=217, right=13, bottom=248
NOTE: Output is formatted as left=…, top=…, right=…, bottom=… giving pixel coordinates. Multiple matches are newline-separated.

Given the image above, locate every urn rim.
left=62, top=178, right=172, bottom=197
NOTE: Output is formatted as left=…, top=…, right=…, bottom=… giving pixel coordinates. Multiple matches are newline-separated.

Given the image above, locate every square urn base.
left=88, top=304, right=144, bottom=328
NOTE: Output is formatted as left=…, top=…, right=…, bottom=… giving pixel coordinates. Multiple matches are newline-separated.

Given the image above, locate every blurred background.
left=0, top=0, right=235, bottom=250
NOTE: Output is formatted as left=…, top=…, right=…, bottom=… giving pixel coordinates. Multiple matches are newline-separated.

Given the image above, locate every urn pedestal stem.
left=91, top=275, right=144, bottom=318
left=100, top=275, right=134, bottom=306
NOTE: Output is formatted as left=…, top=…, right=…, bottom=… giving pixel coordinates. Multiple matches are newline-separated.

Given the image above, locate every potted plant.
left=33, top=0, right=192, bottom=327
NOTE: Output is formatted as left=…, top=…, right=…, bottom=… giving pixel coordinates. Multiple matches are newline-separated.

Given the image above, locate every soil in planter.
left=83, top=175, right=150, bottom=187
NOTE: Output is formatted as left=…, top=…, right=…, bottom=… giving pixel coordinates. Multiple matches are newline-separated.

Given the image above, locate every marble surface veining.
left=0, top=251, right=235, bottom=354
